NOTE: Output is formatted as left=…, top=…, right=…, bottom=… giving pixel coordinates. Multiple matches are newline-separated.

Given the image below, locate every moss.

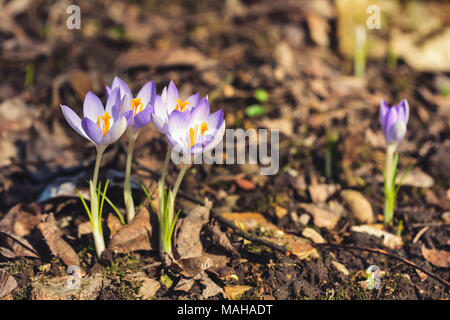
left=104, top=254, right=143, bottom=300
left=7, top=259, right=34, bottom=300
left=160, top=274, right=173, bottom=289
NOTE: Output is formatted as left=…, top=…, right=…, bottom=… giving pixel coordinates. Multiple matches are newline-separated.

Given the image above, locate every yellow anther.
left=131, top=98, right=143, bottom=116
left=97, top=112, right=112, bottom=136
left=200, top=122, right=208, bottom=135
left=189, top=124, right=199, bottom=148
left=175, top=99, right=190, bottom=112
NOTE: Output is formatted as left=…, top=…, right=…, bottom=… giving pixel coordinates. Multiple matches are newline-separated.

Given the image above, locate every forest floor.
left=0, top=0, right=449, bottom=300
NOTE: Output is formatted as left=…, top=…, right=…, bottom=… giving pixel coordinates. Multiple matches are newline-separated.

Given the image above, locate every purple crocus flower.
left=106, top=76, right=156, bottom=130
left=60, top=89, right=128, bottom=147
left=167, top=97, right=225, bottom=154
left=152, top=81, right=201, bottom=134
left=379, top=99, right=409, bottom=145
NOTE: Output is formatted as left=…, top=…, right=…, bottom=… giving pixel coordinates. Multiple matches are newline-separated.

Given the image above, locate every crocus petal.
left=83, top=92, right=104, bottom=121
left=106, top=86, right=111, bottom=98
left=189, top=98, right=210, bottom=125
left=379, top=100, right=389, bottom=127
left=205, top=109, right=224, bottom=132
left=168, top=110, right=190, bottom=143
left=161, top=86, right=167, bottom=103
left=387, top=120, right=406, bottom=144
left=398, top=99, right=409, bottom=124
left=105, top=88, right=121, bottom=121
left=133, top=104, right=153, bottom=129
left=152, top=113, right=168, bottom=134
left=166, top=81, right=179, bottom=110
left=383, top=107, right=398, bottom=139
left=204, top=121, right=226, bottom=152
left=186, top=93, right=200, bottom=110
left=81, top=117, right=103, bottom=145
left=122, top=110, right=134, bottom=125
left=111, top=76, right=132, bottom=99
left=153, top=95, right=167, bottom=120
left=137, top=81, right=156, bottom=107
left=103, top=116, right=127, bottom=145
left=167, top=133, right=187, bottom=153
left=121, top=94, right=132, bottom=114
left=60, top=105, right=90, bottom=140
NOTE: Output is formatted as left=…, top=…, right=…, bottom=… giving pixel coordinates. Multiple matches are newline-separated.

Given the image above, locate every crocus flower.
left=106, top=76, right=156, bottom=131
left=106, top=76, right=157, bottom=222
left=61, top=90, right=128, bottom=148
left=167, top=97, right=225, bottom=154
left=152, top=81, right=201, bottom=134
left=379, top=99, right=409, bottom=145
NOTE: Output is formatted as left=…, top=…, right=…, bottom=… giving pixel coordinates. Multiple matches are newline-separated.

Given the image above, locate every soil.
left=0, top=0, right=449, bottom=300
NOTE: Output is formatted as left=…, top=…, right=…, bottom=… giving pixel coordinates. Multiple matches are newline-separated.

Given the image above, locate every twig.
left=176, top=189, right=290, bottom=254
left=313, top=243, right=450, bottom=289
left=0, top=229, right=40, bottom=258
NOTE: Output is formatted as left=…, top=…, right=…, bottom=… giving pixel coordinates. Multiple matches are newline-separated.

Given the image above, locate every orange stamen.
left=200, top=122, right=208, bottom=135
left=97, top=112, right=112, bottom=136
left=131, top=98, right=143, bottom=116
left=175, top=99, right=190, bottom=112
left=189, top=125, right=199, bottom=148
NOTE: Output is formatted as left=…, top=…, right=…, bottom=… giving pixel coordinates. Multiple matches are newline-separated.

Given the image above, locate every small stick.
left=313, top=243, right=450, bottom=289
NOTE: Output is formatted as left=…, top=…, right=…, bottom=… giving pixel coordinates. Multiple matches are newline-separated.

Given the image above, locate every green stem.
left=91, top=146, right=105, bottom=258
left=161, top=146, right=172, bottom=185
left=384, top=143, right=396, bottom=225
left=172, top=164, right=188, bottom=199
left=354, top=25, right=367, bottom=77
left=124, top=134, right=137, bottom=223
left=159, top=163, right=188, bottom=256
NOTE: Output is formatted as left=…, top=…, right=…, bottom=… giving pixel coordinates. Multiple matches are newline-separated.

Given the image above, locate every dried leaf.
left=37, top=214, right=80, bottom=269
left=351, top=224, right=403, bottom=250
left=299, top=202, right=343, bottom=229
left=341, top=189, right=375, bottom=224
left=421, top=245, right=450, bottom=268
left=108, top=207, right=157, bottom=253
left=0, top=270, right=17, bottom=299
left=224, top=285, right=253, bottom=300
left=174, top=199, right=212, bottom=260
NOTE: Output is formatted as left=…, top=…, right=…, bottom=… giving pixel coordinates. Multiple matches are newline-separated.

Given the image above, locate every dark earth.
left=0, top=0, right=449, bottom=300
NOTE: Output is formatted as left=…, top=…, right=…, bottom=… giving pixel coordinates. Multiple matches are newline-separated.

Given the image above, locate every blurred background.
left=0, top=0, right=449, bottom=212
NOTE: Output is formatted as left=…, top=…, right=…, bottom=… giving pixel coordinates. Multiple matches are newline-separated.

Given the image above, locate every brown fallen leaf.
left=299, top=202, right=343, bottom=230
left=0, top=270, right=17, bottom=299
left=273, top=205, right=288, bottom=219
left=421, top=245, right=450, bottom=268
left=351, top=224, right=403, bottom=250
left=108, top=207, right=157, bottom=253
left=205, top=222, right=237, bottom=255
left=37, top=214, right=80, bottom=269
left=224, top=285, right=253, bottom=300
left=67, top=69, right=93, bottom=102
left=308, top=184, right=340, bottom=203
left=0, top=203, right=42, bottom=237
left=235, top=178, right=256, bottom=190
left=341, top=189, right=375, bottom=224
left=107, top=214, right=123, bottom=239
left=173, top=199, right=212, bottom=260
left=0, top=228, right=39, bottom=258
